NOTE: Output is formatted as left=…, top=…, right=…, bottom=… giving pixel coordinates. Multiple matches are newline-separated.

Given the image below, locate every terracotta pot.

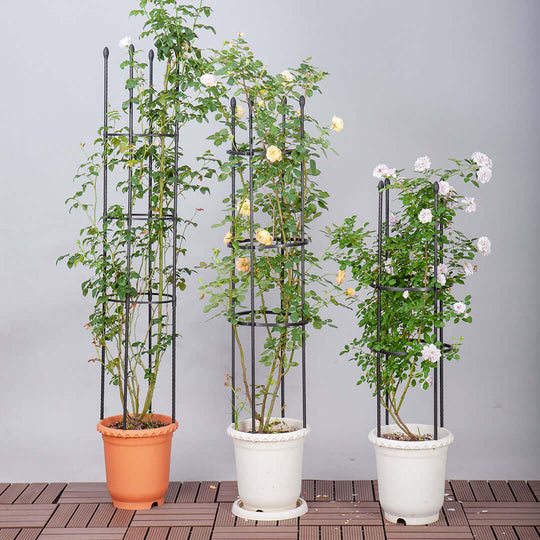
left=97, top=414, right=178, bottom=510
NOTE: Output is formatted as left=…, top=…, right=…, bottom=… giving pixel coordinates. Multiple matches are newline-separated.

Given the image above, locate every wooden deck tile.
left=514, top=526, right=540, bottom=539
left=528, top=481, right=540, bottom=502
left=315, top=480, right=334, bottom=501
left=470, top=527, right=496, bottom=540
left=188, top=527, right=212, bottom=540
left=363, top=527, right=386, bottom=540
left=335, top=481, right=354, bottom=502
left=489, top=481, right=517, bottom=502
left=167, top=528, right=190, bottom=540
left=176, top=482, right=200, bottom=503
left=0, top=530, right=19, bottom=540
left=353, top=480, right=375, bottom=502
left=196, top=481, right=219, bottom=503
left=57, top=484, right=111, bottom=504
left=107, top=508, right=134, bottom=528
left=509, top=482, right=536, bottom=502
left=451, top=480, right=476, bottom=502
left=214, top=503, right=235, bottom=527
left=301, top=480, right=315, bottom=502
left=45, top=504, right=78, bottom=528
left=320, top=525, right=341, bottom=539
left=0, top=485, right=9, bottom=498
left=463, top=502, right=540, bottom=526
left=123, top=527, right=147, bottom=540
left=67, top=503, right=98, bottom=527
left=130, top=502, right=217, bottom=527
left=212, top=526, right=297, bottom=538
left=145, top=526, right=169, bottom=540
left=443, top=501, right=469, bottom=526
left=492, top=525, right=519, bottom=539
left=384, top=525, right=473, bottom=538
left=299, top=526, right=317, bottom=539
left=300, top=501, right=382, bottom=526
left=0, top=504, right=56, bottom=528
left=0, top=484, right=29, bottom=504
left=87, top=504, right=115, bottom=528
left=38, top=527, right=126, bottom=539
left=14, top=484, right=48, bottom=505
left=470, top=481, right=496, bottom=502
left=164, top=482, right=182, bottom=503
left=216, top=482, right=238, bottom=503
left=34, top=485, right=67, bottom=505
left=342, top=527, right=366, bottom=540
left=15, top=530, right=41, bottom=540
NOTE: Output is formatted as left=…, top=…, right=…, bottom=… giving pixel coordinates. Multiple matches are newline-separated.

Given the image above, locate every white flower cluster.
left=414, top=156, right=431, bottom=173
left=372, top=164, right=396, bottom=179
left=421, top=344, right=441, bottom=363
left=471, top=151, right=493, bottom=184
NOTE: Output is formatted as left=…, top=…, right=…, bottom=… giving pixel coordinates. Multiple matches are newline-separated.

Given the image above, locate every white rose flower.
left=385, top=167, right=397, bottom=178
left=418, top=208, right=433, bottom=224
left=279, top=70, right=294, bottom=83
left=266, top=145, right=282, bottom=163
left=373, top=164, right=389, bottom=179
left=200, top=74, right=217, bottom=87
left=235, top=105, right=246, bottom=119
left=389, top=212, right=397, bottom=227
left=453, top=302, right=466, bottom=315
left=332, top=116, right=344, bottom=132
left=118, top=36, right=132, bottom=48
left=477, top=166, right=492, bottom=184
left=477, top=236, right=491, bottom=256
left=471, top=151, right=492, bottom=168
left=438, top=180, right=453, bottom=196
left=421, top=344, right=441, bottom=363
left=463, top=261, right=475, bottom=277
left=403, top=290, right=409, bottom=299
left=463, top=197, right=477, bottom=213
left=414, top=155, right=431, bottom=172
left=437, top=263, right=448, bottom=275
left=437, top=273, right=447, bottom=286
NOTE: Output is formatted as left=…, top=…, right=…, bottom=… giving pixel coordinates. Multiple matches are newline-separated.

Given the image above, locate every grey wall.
left=1, top=0, right=539, bottom=482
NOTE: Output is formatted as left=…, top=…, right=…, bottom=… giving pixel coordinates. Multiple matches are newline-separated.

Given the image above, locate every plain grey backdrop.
left=1, top=0, right=539, bottom=482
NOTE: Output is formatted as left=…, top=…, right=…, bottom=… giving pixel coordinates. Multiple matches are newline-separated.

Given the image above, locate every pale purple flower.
left=477, top=167, right=492, bottom=184
left=437, top=263, right=448, bottom=275
left=437, top=273, right=447, bottom=286
left=373, top=164, right=389, bottom=179
left=418, top=208, right=433, bottom=224
left=424, top=375, right=434, bottom=387
left=118, top=36, right=132, bottom=48
left=453, top=302, right=467, bottom=315
left=389, top=212, right=397, bottom=227
left=200, top=73, right=218, bottom=87
left=471, top=151, right=492, bottom=168
left=438, top=180, right=453, bottom=196
left=464, top=197, right=477, bottom=213
left=463, top=261, right=475, bottom=277
left=421, top=344, right=441, bottom=363
left=477, top=236, right=491, bottom=256
left=414, top=155, right=431, bottom=172
left=403, top=290, right=409, bottom=299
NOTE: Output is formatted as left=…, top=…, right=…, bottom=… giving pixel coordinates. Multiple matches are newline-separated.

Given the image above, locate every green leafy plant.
left=326, top=154, right=493, bottom=440
left=59, top=0, right=221, bottom=428
left=200, top=34, right=343, bottom=433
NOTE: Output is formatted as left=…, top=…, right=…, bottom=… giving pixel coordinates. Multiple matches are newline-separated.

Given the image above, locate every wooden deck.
left=0, top=480, right=538, bottom=539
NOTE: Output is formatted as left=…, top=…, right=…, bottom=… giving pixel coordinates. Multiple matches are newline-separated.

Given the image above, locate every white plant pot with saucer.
left=227, top=417, right=310, bottom=521
left=368, top=423, right=454, bottom=525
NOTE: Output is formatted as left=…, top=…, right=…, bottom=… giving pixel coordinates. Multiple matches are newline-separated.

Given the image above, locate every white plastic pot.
left=368, top=423, right=454, bottom=525
left=227, top=417, right=310, bottom=520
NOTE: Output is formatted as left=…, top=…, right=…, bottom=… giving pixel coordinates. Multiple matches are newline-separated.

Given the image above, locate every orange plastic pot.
left=97, top=414, right=178, bottom=510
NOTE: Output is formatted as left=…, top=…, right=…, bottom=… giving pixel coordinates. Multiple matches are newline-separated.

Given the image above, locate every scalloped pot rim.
left=368, top=423, right=454, bottom=450
left=227, top=417, right=311, bottom=442
left=97, top=414, right=179, bottom=438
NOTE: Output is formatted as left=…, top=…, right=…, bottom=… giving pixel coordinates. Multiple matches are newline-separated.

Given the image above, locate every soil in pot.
left=108, top=415, right=169, bottom=430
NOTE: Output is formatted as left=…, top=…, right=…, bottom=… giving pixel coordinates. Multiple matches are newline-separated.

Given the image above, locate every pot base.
left=232, top=498, right=308, bottom=521
left=384, top=511, right=440, bottom=525
left=111, top=496, right=164, bottom=510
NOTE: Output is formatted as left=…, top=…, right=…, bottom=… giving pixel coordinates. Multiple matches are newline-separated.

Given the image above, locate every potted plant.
left=59, top=0, right=219, bottom=509
left=326, top=153, right=493, bottom=524
left=200, top=34, right=342, bottom=520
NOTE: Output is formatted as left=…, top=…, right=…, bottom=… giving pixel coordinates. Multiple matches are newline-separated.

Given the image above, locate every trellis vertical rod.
left=171, top=65, right=180, bottom=424
left=230, top=97, right=237, bottom=424
left=376, top=180, right=384, bottom=438
left=248, top=100, right=256, bottom=434
left=122, top=44, right=135, bottom=430
left=280, top=97, right=287, bottom=418
left=101, top=46, right=109, bottom=421
left=299, top=96, right=307, bottom=429
left=439, top=214, right=444, bottom=427
left=147, top=49, right=154, bottom=414
left=384, top=178, right=390, bottom=426
left=432, top=181, right=439, bottom=440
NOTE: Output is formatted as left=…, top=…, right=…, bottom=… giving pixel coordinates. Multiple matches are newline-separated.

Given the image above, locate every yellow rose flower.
left=332, top=116, right=344, bottom=132
left=266, top=145, right=282, bottom=163
left=346, top=287, right=355, bottom=297
left=256, top=229, right=273, bottom=246
left=223, top=232, right=233, bottom=245
left=238, top=199, right=250, bottom=217
left=236, top=257, right=250, bottom=273
left=336, top=270, right=346, bottom=285
left=257, top=99, right=265, bottom=108
left=235, top=105, right=246, bottom=119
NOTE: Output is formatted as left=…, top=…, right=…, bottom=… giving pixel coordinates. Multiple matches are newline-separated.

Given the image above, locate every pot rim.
left=227, top=417, right=311, bottom=442
left=368, top=423, right=454, bottom=450
left=97, top=413, right=179, bottom=438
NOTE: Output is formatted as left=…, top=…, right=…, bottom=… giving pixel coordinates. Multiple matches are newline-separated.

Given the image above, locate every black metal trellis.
left=227, top=96, right=308, bottom=434
left=374, top=179, right=450, bottom=440
left=100, top=45, right=178, bottom=428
